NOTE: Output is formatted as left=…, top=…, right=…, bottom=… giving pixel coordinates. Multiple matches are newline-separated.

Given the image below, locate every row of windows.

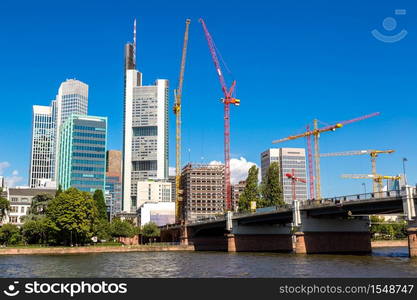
left=74, top=131, right=106, bottom=138
left=72, top=173, right=105, bottom=179
left=73, top=145, right=106, bottom=152
left=72, top=166, right=105, bottom=172
left=73, top=139, right=105, bottom=145
left=74, top=125, right=106, bottom=132
left=73, top=152, right=105, bottom=159
left=132, top=160, right=157, bottom=171
left=133, top=126, right=158, bottom=136
left=72, top=159, right=105, bottom=165
left=71, top=180, right=104, bottom=186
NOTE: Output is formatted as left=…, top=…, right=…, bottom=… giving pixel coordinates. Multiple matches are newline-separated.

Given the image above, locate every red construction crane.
left=273, top=112, right=380, bottom=200
left=286, top=169, right=307, bottom=202
left=199, top=18, right=240, bottom=211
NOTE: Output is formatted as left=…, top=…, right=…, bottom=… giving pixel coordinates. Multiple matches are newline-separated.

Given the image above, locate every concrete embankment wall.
left=371, top=240, right=408, bottom=248
left=0, top=245, right=195, bottom=255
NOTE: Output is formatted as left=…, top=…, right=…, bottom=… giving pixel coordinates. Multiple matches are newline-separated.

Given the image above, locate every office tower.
left=122, top=21, right=169, bottom=213
left=29, top=79, right=89, bottom=187
left=55, top=79, right=89, bottom=126
left=261, top=148, right=307, bottom=204
left=28, top=105, right=56, bottom=188
left=181, top=163, right=225, bottom=221
left=57, top=115, right=107, bottom=193
left=105, top=150, right=122, bottom=218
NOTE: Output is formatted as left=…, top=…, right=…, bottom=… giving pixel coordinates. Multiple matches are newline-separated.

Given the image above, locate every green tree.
left=25, top=193, right=53, bottom=221
left=0, top=224, right=21, bottom=246
left=93, top=189, right=107, bottom=221
left=0, top=188, right=10, bottom=221
left=55, top=185, right=63, bottom=197
left=47, top=187, right=98, bottom=245
left=141, top=222, right=160, bottom=238
left=238, top=165, right=260, bottom=212
left=94, top=219, right=111, bottom=241
left=110, top=218, right=138, bottom=238
left=261, top=162, right=284, bottom=207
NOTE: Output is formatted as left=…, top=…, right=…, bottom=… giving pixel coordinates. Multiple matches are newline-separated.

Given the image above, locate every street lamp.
left=402, top=157, right=408, bottom=185
left=362, top=182, right=366, bottom=195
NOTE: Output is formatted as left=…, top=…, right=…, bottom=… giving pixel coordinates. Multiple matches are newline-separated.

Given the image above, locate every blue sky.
left=0, top=0, right=415, bottom=196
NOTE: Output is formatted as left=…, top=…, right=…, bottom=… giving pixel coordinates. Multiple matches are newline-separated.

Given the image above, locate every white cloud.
left=5, top=174, right=23, bottom=188
left=169, top=167, right=176, bottom=176
left=0, top=162, right=24, bottom=187
left=0, top=161, right=11, bottom=175
left=230, top=157, right=258, bottom=184
left=209, top=157, right=258, bottom=184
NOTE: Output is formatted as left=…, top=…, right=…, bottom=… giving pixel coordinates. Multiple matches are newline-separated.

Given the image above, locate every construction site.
left=169, top=18, right=407, bottom=225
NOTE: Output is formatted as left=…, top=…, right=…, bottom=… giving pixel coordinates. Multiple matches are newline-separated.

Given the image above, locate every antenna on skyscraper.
left=133, top=18, right=137, bottom=68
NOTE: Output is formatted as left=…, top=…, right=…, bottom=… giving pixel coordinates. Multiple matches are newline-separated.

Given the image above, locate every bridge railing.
left=301, top=190, right=402, bottom=208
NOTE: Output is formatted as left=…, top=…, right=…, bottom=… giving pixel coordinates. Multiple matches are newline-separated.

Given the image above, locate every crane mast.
left=174, top=19, right=191, bottom=222
left=199, top=18, right=240, bottom=211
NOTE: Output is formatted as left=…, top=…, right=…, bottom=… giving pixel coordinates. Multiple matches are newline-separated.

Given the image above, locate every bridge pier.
left=407, top=225, right=417, bottom=258
left=294, top=212, right=372, bottom=254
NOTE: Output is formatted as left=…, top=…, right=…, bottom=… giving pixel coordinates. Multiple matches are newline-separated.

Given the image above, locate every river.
left=1, top=247, right=416, bottom=278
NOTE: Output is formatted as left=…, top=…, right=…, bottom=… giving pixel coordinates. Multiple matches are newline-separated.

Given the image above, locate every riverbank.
left=0, top=244, right=195, bottom=255
left=371, top=240, right=408, bottom=248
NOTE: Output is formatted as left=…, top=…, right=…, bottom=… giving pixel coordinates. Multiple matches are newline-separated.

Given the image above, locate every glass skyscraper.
left=28, top=105, right=56, bottom=187
left=58, top=115, right=107, bottom=193
left=29, top=79, right=89, bottom=187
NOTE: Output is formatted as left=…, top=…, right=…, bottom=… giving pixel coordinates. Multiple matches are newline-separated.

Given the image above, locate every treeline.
left=238, top=162, right=285, bottom=212
left=370, top=216, right=407, bottom=240
left=0, top=187, right=160, bottom=246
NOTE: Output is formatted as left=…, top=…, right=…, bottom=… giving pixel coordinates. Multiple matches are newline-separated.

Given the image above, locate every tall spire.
left=133, top=18, right=137, bottom=68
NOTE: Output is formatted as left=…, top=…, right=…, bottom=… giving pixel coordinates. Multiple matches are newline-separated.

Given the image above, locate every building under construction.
left=231, top=180, right=246, bottom=211
left=181, top=163, right=225, bottom=221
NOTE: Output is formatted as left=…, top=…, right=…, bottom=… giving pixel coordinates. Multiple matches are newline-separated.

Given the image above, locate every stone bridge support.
left=294, top=212, right=371, bottom=254
left=402, top=186, right=417, bottom=258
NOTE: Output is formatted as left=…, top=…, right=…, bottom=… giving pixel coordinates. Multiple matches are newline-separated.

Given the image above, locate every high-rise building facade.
left=122, top=22, right=169, bottom=213
left=181, top=163, right=225, bottom=221
left=136, top=179, right=172, bottom=208
left=261, top=148, right=307, bottom=204
left=28, top=79, right=89, bottom=187
left=58, top=115, right=107, bottom=193
left=28, top=105, right=56, bottom=187
left=105, top=150, right=122, bottom=218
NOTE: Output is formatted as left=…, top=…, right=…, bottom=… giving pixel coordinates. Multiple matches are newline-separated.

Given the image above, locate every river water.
left=1, top=247, right=416, bottom=278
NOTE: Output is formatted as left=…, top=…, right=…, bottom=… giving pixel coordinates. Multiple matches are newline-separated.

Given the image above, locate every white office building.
left=122, top=23, right=169, bottom=213
left=28, top=79, right=88, bottom=187
left=28, top=105, right=56, bottom=188
left=261, top=148, right=308, bottom=204
left=136, top=180, right=172, bottom=208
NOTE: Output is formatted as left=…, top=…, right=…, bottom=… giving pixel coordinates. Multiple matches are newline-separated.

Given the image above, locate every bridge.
left=161, top=186, right=417, bottom=257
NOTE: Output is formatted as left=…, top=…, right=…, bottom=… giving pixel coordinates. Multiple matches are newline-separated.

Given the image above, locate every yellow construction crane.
left=272, top=112, right=380, bottom=200
left=321, top=149, right=395, bottom=193
left=174, top=19, right=191, bottom=223
left=341, top=174, right=401, bottom=194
